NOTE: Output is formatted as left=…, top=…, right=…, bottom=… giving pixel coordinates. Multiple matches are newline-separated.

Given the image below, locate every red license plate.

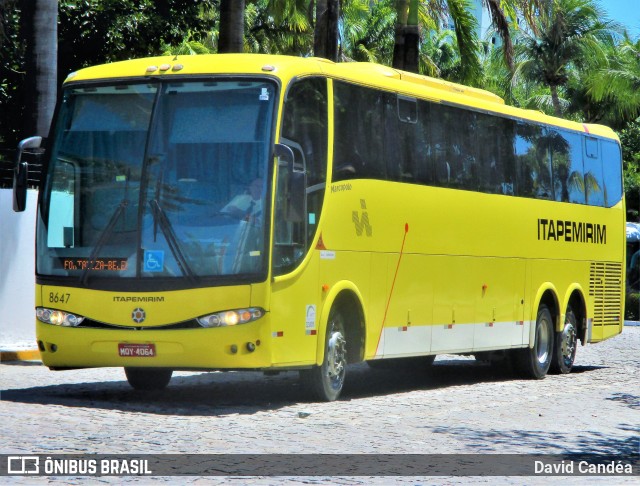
left=118, top=343, right=156, bottom=357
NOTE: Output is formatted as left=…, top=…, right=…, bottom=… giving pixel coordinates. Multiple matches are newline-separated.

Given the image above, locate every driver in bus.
left=221, top=177, right=263, bottom=220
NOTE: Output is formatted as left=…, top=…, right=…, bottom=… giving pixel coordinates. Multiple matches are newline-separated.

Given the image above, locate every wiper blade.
left=79, top=199, right=128, bottom=286
left=148, top=199, right=196, bottom=282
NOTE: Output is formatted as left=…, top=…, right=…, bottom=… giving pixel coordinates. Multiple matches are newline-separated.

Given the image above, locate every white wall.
left=0, top=189, right=37, bottom=348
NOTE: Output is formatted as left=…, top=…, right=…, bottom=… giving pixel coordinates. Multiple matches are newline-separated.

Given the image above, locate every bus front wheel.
left=549, top=308, right=578, bottom=374
left=124, top=368, right=173, bottom=390
left=300, top=307, right=347, bottom=401
left=514, top=305, right=554, bottom=379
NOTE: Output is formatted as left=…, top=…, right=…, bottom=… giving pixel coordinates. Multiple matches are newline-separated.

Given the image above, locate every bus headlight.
left=197, top=307, right=265, bottom=328
left=36, top=307, right=85, bottom=327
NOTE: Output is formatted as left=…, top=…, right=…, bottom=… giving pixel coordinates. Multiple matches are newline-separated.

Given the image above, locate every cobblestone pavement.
left=1, top=326, right=638, bottom=485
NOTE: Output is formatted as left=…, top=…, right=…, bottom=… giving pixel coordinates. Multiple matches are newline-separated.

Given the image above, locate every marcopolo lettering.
left=537, top=219, right=606, bottom=244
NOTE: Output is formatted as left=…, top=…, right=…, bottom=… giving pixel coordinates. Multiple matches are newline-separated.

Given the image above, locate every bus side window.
left=276, top=77, right=328, bottom=275
left=395, top=96, right=418, bottom=183
left=414, top=99, right=435, bottom=185
left=430, top=104, right=451, bottom=187
left=515, top=123, right=552, bottom=200
left=551, top=129, right=585, bottom=204
left=583, top=136, right=605, bottom=207
left=477, top=113, right=503, bottom=194
left=333, top=81, right=385, bottom=181
left=601, top=140, right=623, bottom=207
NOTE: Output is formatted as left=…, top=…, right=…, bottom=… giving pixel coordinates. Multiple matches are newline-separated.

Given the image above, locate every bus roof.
left=64, top=53, right=618, bottom=141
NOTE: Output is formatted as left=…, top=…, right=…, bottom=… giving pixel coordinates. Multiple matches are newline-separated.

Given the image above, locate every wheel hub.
left=327, top=331, right=346, bottom=380
left=561, top=323, right=577, bottom=364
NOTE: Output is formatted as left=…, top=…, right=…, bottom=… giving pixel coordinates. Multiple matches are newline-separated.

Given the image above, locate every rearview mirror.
left=13, top=136, right=42, bottom=212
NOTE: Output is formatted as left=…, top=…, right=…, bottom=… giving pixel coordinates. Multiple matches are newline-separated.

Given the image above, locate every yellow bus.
left=14, top=54, right=625, bottom=400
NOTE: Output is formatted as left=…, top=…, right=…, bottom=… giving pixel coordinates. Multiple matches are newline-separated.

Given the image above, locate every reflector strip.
left=398, top=326, right=408, bottom=332
left=305, top=330, right=317, bottom=336
left=486, top=322, right=494, bottom=327
left=272, top=331, right=284, bottom=338
left=446, top=324, right=454, bottom=329
left=518, top=321, right=524, bottom=326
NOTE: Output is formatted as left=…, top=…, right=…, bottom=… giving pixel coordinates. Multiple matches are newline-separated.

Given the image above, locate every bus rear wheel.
left=124, top=368, right=173, bottom=390
left=514, top=305, right=554, bottom=379
left=549, top=309, right=578, bottom=374
left=301, top=307, right=347, bottom=401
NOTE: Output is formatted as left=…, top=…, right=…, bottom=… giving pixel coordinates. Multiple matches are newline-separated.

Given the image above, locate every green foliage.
left=621, top=120, right=640, bottom=220
left=510, top=0, right=616, bottom=117
left=342, top=0, right=395, bottom=63
left=0, top=0, right=24, bottom=146
left=58, top=1, right=217, bottom=72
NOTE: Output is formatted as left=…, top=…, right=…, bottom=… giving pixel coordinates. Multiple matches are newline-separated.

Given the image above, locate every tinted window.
left=276, top=77, right=328, bottom=275
left=551, top=129, right=585, bottom=204
left=331, top=81, right=621, bottom=208
left=602, top=140, right=623, bottom=207
left=515, top=123, right=551, bottom=199
left=333, top=81, right=386, bottom=181
left=583, top=137, right=605, bottom=206
left=477, top=113, right=514, bottom=194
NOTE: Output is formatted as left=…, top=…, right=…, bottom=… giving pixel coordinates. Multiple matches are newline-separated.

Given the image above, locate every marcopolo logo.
left=352, top=199, right=373, bottom=237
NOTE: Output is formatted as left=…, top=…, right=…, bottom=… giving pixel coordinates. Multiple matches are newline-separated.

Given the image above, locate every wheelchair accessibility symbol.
left=144, top=250, right=164, bottom=273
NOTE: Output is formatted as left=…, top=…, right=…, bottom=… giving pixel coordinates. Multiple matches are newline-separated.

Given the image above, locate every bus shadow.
left=428, top=423, right=639, bottom=457
left=344, top=360, right=607, bottom=400
left=0, top=360, right=607, bottom=416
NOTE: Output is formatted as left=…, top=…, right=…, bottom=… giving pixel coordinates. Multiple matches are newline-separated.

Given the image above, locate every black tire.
left=300, top=306, right=347, bottom=401
left=549, top=308, right=578, bottom=374
left=124, top=368, right=173, bottom=390
left=514, top=305, right=554, bottom=379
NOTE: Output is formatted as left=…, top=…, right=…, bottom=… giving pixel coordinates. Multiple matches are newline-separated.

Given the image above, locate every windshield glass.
left=37, top=79, right=276, bottom=287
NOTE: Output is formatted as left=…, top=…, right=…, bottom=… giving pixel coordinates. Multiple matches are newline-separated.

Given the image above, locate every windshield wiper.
left=79, top=199, right=128, bottom=286
left=148, top=199, right=196, bottom=282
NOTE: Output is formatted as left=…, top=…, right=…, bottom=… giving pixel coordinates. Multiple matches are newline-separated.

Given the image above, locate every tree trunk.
left=392, top=0, right=409, bottom=69
left=314, top=0, right=339, bottom=61
left=550, top=84, right=562, bottom=117
left=21, top=0, right=57, bottom=138
left=218, top=0, right=245, bottom=53
left=392, top=0, right=419, bottom=73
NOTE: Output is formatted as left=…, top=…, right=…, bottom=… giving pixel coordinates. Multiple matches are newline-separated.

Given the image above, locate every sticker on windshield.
left=144, top=250, right=164, bottom=273
left=259, top=88, right=270, bottom=101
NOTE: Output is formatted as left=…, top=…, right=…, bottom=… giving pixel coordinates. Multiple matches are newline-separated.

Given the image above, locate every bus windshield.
left=37, top=79, right=276, bottom=285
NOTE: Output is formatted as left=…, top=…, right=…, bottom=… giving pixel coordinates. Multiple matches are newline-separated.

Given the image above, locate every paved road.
left=1, top=326, right=638, bottom=484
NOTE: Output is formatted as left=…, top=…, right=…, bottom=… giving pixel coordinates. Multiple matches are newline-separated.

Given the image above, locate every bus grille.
left=589, top=262, right=623, bottom=326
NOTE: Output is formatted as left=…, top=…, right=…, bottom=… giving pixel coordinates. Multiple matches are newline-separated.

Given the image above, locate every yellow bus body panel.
left=35, top=54, right=625, bottom=372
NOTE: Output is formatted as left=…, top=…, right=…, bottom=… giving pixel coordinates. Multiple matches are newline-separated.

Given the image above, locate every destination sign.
left=58, top=258, right=129, bottom=271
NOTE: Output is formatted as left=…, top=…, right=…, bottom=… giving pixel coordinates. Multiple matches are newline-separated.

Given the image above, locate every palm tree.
left=342, top=0, right=395, bottom=63
left=218, top=0, right=245, bottom=53
left=21, top=0, right=57, bottom=138
left=511, top=0, right=616, bottom=116
left=583, top=34, right=640, bottom=127
left=314, top=0, right=341, bottom=61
